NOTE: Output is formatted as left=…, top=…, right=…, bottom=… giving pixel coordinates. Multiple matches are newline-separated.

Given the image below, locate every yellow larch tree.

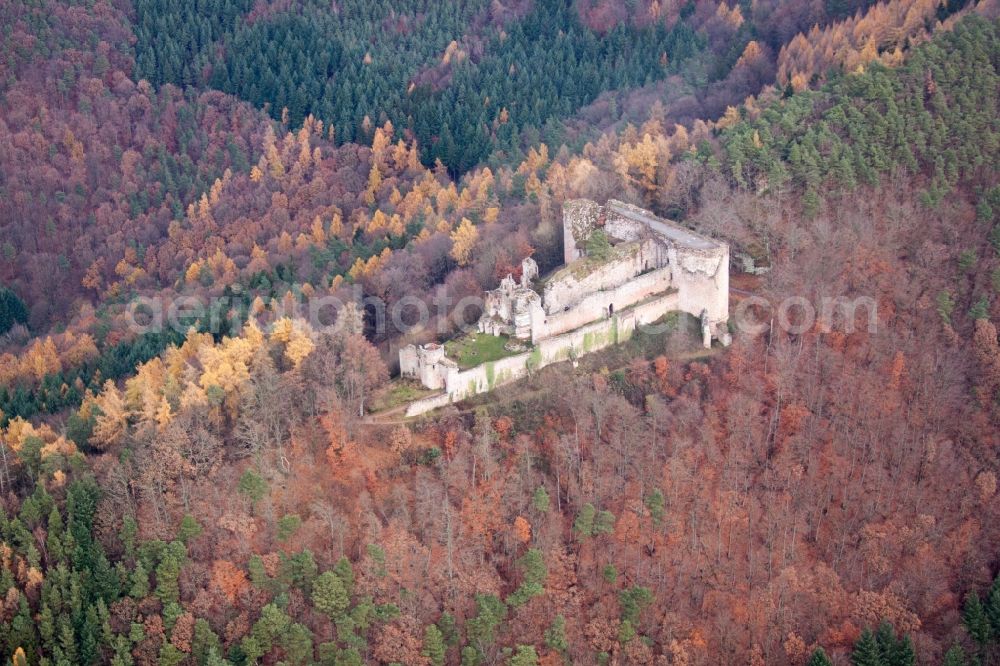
left=247, top=244, right=269, bottom=274
left=435, top=183, right=459, bottom=215
left=736, top=40, right=764, bottom=68
left=27, top=337, right=61, bottom=383
left=185, top=261, right=202, bottom=284
left=450, top=218, right=478, bottom=266
left=389, top=214, right=405, bottom=236
left=266, top=143, right=285, bottom=178
left=614, top=133, right=667, bottom=195
left=277, top=320, right=315, bottom=369
left=82, top=258, right=106, bottom=294
left=330, top=211, right=344, bottom=237
left=364, top=163, right=382, bottom=205
left=516, top=144, right=549, bottom=177
left=368, top=209, right=389, bottom=234
left=716, top=105, right=742, bottom=130
left=311, top=216, right=327, bottom=244
left=90, top=381, right=128, bottom=450
left=392, top=140, right=410, bottom=170
left=371, top=122, right=393, bottom=168
left=406, top=141, right=422, bottom=171
left=524, top=171, right=543, bottom=198
left=209, top=176, right=225, bottom=205
left=197, top=334, right=255, bottom=414
left=124, top=357, right=166, bottom=425
left=348, top=257, right=367, bottom=281
left=295, top=233, right=312, bottom=253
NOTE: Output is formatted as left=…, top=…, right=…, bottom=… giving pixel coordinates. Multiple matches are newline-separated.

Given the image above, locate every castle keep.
left=399, top=199, right=730, bottom=415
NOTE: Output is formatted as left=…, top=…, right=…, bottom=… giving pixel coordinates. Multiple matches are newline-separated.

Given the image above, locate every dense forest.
left=1, top=0, right=999, bottom=664
left=138, top=0, right=704, bottom=174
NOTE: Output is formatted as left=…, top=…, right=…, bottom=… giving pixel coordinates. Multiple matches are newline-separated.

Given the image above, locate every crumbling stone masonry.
left=399, top=199, right=730, bottom=407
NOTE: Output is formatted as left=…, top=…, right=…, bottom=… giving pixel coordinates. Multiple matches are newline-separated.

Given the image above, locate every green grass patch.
left=458, top=311, right=705, bottom=413
left=539, top=241, right=642, bottom=286
left=444, top=332, right=522, bottom=370
left=369, top=379, right=437, bottom=413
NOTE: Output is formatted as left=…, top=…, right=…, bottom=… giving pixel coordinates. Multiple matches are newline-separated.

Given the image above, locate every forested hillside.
left=0, top=0, right=969, bottom=336
left=136, top=0, right=705, bottom=174
left=1, top=0, right=999, bottom=664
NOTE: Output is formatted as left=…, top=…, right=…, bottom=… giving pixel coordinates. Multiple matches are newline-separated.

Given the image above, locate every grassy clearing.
left=444, top=332, right=522, bottom=369
left=369, top=379, right=437, bottom=413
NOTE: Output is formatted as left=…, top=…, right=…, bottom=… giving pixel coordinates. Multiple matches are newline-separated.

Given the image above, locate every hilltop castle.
left=399, top=199, right=730, bottom=413
left=478, top=198, right=730, bottom=346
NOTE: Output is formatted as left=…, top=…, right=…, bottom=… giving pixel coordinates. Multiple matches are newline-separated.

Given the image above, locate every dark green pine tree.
left=963, top=591, right=993, bottom=645
left=874, top=622, right=914, bottom=666
left=888, top=634, right=915, bottom=666
left=282, top=622, right=314, bottom=666
left=3, top=597, right=39, bottom=661
left=79, top=603, right=101, bottom=664
left=0, top=286, right=28, bottom=335
left=941, top=644, right=970, bottom=666
left=192, top=619, right=223, bottom=665
left=154, top=541, right=187, bottom=605
left=851, top=628, right=883, bottom=666
left=807, top=647, right=833, bottom=666
left=422, top=624, right=446, bottom=666
left=312, top=570, right=350, bottom=621
left=333, top=556, right=355, bottom=597
left=984, top=574, right=1000, bottom=634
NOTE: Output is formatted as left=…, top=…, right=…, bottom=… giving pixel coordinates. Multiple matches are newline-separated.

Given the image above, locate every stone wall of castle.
left=398, top=344, right=418, bottom=377
left=562, top=199, right=603, bottom=264
left=669, top=244, right=729, bottom=326
left=404, top=290, right=679, bottom=416
left=533, top=265, right=674, bottom=343
left=560, top=198, right=728, bottom=326
left=402, top=198, right=730, bottom=415
left=399, top=343, right=456, bottom=390
left=403, top=391, right=452, bottom=416
left=541, top=238, right=669, bottom=314
left=604, top=215, right=646, bottom=243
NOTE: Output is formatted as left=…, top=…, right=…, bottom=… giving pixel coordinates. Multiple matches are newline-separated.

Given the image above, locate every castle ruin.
left=399, top=199, right=730, bottom=414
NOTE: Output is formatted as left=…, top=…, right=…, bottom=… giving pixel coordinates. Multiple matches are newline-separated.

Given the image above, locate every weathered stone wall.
left=534, top=266, right=674, bottom=342
left=604, top=209, right=647, bottom=242
left=478, top=274, right=544, bottom=340
left=560, top=198, right=728, bottom=324
left=670, top=244, right=729, bottom=325
left=398, top=345, right=418, bottom=378
left=398, top=344, right=457, bottom=390
left=602, top=200, right=730, bottom=328
left=562, top=199, right=602, bottom=264
left=563, top=198, right=653, bottom=263
left=542, top=238, right=668, bottom=314
left=405, top=391, right=452, bottom=417
left=404, top=291, right=679, bottom=416
left=405, top=197, right=731, bottom=413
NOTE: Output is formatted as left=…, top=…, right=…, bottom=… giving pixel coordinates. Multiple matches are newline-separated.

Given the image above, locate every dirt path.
left=362, top=401, right=416, bottom=426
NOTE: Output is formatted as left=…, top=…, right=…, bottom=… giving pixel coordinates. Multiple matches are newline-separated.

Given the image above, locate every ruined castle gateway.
left=399, top=199, right=730, bottom=414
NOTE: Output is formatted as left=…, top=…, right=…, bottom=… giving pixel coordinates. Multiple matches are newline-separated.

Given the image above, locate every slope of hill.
left=1, top=4, right=999, bottom=663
